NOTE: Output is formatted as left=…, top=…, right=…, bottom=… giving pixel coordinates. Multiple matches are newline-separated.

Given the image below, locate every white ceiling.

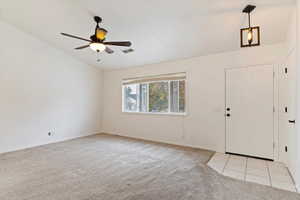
left=0, top=0, right=295, bottom=69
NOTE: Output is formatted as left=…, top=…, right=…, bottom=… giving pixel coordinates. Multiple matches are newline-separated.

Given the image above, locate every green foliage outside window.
left=149, top=82, right=169, bottom=112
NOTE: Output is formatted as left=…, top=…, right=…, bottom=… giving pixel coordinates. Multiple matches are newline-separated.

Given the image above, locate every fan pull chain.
left=97, top=51, right=101, bottom=62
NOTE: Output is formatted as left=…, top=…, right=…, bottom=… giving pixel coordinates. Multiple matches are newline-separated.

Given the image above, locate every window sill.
left=122, top=111, right=187, bottom=117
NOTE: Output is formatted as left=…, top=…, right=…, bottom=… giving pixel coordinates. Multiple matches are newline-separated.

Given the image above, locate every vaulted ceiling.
left=0, top=0, right=295, bottom=69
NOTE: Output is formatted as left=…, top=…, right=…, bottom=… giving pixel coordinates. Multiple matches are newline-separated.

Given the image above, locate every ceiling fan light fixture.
left=90, top=42, right=106, bottom=52
left=61, top=16, right=132, bottom=56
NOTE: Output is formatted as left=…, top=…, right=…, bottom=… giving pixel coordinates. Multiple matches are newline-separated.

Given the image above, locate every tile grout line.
left=266, top=161, right=273, bottom=187
left=222, top=154, right=230, bottom=174
left=285, top=166, right=298, bottom=192
left=244, top=158, right=248, bottom=181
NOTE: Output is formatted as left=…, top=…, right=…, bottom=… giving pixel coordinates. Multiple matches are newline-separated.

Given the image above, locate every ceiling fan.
left=61, top=16, right=132, bottom=54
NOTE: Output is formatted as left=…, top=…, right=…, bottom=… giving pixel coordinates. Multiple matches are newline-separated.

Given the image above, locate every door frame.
left=224, top=65, right=279, bottom=161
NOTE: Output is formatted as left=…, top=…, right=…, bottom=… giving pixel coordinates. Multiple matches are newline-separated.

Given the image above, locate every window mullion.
left=168, top=81, right=171, bottom=113
left=147, top=83, right=149, bottom=112
left=137, top=84, right=140, bottom=112
left=177, top=81, right=180, bottom=112
left=122, top=86, right=125, bottom=112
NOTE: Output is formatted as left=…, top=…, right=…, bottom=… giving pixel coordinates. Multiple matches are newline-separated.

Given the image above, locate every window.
left=171, top=80, right=185, bottom=113
left=149, top=82, right=169, bottom=112
left=124, top=84, right=138, bottom=112
left=122, top=73, right=186, bottom=114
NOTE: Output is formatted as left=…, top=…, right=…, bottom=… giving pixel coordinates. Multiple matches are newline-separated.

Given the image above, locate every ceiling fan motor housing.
left=94, top=16, right=102, bottom=24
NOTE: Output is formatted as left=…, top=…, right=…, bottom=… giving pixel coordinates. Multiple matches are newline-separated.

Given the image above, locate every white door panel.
left=226, top=66, right=274, bottom=159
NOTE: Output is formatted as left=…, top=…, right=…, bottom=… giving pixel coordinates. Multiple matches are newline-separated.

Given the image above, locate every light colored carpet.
left=0, top=134, right=299, bottom=200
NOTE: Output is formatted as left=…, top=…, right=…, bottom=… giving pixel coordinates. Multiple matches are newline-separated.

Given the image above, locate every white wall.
left=279, top=7, right=298, bottom=184
left=0, top=21, right=103, bottom=153
left=102, top=44, right=285, bottom=153
left=295, top=0, right=300, bottom=191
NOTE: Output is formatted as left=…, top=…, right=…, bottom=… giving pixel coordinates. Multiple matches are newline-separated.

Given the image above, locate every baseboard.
left=101, top=132, right=215, bottom=153
left=0, top=131, right=102, bottom=155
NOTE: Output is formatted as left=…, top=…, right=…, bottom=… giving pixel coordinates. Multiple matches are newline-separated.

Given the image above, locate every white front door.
left=225, top=66, right=274, bottom=160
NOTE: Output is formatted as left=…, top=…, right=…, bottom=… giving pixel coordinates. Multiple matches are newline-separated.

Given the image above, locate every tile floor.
left=207, top=153, right=298, bottom=193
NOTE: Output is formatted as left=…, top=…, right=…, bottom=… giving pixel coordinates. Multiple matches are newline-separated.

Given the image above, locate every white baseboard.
left=102, top=131, right=215, bottom=152
left=0, top=131, right=102, bottom=154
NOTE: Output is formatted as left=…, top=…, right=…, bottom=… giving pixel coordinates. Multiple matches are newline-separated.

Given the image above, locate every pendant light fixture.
left=240, top=5, right=260, bottom=48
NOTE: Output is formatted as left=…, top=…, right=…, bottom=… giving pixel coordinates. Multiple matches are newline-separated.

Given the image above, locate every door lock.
left=226, top=113, right=230, bottom=117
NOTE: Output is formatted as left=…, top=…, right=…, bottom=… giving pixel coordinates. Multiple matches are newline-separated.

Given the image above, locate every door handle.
left=288, top=120, right=295, bottom=124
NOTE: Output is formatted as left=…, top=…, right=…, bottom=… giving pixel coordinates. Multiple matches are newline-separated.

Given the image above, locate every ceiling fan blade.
left=61, top=33, right=92, bottom=42
left=105, top=47, right=114, bottom=54
left=103, top=41, right=132, bottom=47
left=75, top=45, right=90, bottom=50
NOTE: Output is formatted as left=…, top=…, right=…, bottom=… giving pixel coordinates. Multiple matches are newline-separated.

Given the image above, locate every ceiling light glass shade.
left=96, top=28, right=107, bottom=40
left=247, top=28, right=253, bottom=44
left=90, top=43, right=106, bottom=52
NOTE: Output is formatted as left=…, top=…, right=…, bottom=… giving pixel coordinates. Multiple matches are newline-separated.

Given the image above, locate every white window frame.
left=122, top=79, right=186, bottom=115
